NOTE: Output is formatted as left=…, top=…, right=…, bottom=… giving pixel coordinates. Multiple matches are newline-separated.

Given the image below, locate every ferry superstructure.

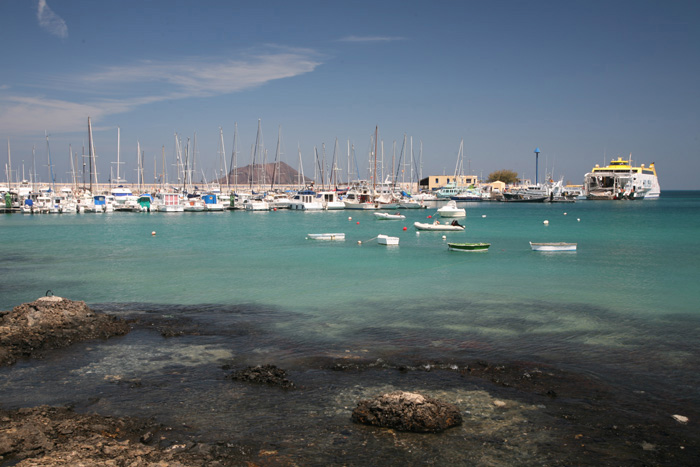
left=584, top=157, right=660, bottom=200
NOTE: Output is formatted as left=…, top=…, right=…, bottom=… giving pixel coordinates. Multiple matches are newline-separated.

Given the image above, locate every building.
left=425, top=174, right=478, bottom=191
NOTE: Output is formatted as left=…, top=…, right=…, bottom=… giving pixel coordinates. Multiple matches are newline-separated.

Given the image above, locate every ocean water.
left=1, top=192, right=699, bottom=463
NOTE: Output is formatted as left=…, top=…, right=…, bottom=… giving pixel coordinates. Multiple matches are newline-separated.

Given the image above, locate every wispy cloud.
left=37, top=0, right=68, bottom=38
left=338, top=35, right=407, bottom=43
left=0, top=48, right=322, bottom=134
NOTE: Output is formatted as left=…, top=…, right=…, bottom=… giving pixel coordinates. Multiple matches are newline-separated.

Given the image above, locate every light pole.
left=534, top=147, right=540, bottom=185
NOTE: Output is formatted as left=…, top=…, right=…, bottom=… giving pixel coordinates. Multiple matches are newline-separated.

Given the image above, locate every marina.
left=1, top=191, right=699, bottom=464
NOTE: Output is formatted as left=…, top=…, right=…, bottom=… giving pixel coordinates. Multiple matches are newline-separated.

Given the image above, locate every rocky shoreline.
left=1, top=297, right=698, bottom=465
left=0, top=296, right=130, bottom=367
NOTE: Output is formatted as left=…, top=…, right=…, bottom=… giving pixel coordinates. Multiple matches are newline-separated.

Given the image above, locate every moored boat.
left=448, top=242, right=490, bottom=252
left=377, top=234, right=399, bottom=245
left=437, top=200, right=466, bottom=218
left=414, top=221, right=465, bottom=231
left=529, top=242, right=577, bottom=251
left=374, top=212, right=406, bottom=220
left=307, top=233, right=345, bottom=240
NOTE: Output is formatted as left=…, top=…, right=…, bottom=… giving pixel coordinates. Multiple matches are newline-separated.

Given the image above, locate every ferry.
left=584, top=157, right=660, bottom=200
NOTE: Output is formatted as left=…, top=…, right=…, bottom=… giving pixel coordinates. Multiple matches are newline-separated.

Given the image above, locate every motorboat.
left=316, top=191, right=346, bottom=210
left=529, top=242, right=577, bottom=251
left=437, top=200, right=466, bottom=218
left=414, top=221, right=465, bottom=231
left=290, top=190, right=324, bottom=210
left=448, top=242, right=490, bottom=252
left=374, top=212, right=406, bottom=220
left=202, top=193, right=225, bottom=211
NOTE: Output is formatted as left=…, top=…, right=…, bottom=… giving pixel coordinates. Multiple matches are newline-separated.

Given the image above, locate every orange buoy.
left=403, top=226, right=407, bottom=230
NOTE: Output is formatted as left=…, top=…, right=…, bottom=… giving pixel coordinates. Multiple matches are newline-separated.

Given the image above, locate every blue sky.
left=1, top=0, right=699, bottom=188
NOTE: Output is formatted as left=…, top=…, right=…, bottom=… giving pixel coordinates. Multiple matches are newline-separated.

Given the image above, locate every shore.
left=1, top=298, right=698, bottom=465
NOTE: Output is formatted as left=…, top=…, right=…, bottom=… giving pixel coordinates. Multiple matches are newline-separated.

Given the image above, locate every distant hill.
left=216, top=161, right=313, bottom=186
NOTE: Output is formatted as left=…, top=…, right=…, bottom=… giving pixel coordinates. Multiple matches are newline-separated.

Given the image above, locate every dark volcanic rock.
left=227, top=364, right=296, bottom=389
left=0, top=296, right=130, bottom=366
left=0, top=405, right=215, bottom=466
left=352, top=391, right=463, bottom=433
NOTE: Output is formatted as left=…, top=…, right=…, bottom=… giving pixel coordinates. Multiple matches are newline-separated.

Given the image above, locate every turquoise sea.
left=1, top=192, right=699, bottom=464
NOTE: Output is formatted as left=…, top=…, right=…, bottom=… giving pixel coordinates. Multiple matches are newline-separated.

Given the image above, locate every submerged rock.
left=352, top=391, right=462, bottom=433
left=0, top=296, right=130, bottom=366
left=228, top=364, right=296, bottom=389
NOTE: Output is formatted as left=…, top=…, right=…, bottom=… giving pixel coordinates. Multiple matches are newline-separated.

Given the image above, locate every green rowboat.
left=447, top=242, right=490, bottom=252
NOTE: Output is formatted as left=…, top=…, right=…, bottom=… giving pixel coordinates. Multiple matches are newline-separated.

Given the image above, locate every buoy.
left=427, top=215, right=432, bottom=218
left=403, top=226, right=407, bottom=231
left=273, top=207, right=277, bottom=211
left=543, top=220, right=549, bottom=225
left=357, top=240, right=362, bottom=245
left=348, top=216, right=352, bottom=220
left=563, top=212, right=567, bottom=215
left=356, top=221, right=360, bottom=224
left=151, top=231, right=156, bottom=236
left=482, top=214, right=486, bottom=218
left=577, top=218, right=581, bottom=222
left=442, top=235, right=446, bottom=239
left=416, top=231, right=420, bottom=236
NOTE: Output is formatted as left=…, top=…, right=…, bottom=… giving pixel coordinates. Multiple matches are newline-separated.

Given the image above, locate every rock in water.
left=228, top=364, right=295, bottom=389
left=351, top=391, right=462, bottom=432
left=0, top=297, right=130, bottom=366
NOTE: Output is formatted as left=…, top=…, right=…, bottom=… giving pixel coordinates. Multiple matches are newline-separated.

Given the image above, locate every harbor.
left=1, top=191, right=699, bottom=464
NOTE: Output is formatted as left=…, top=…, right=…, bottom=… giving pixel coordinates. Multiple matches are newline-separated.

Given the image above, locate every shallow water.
left=1, top=192, right=699, bottom=464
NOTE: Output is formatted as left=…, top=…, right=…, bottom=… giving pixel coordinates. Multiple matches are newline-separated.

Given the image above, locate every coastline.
left=1, top=299, right=698, bottom=465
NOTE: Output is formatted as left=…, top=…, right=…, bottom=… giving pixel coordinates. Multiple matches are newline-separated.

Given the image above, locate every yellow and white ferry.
left=583, top=157, right=660, bottom=200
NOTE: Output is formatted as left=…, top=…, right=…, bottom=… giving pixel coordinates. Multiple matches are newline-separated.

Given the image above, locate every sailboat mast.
left=232, top=123, right=238, bottom=193
left=69, top=144, right=76, bottom=191
left=373, top=126, right=378, bottom=193
left=6, top=139, right=11, bottom=191
left=87, top=117, right=96, bottom=192
left=161, top=145, right=166, bottom=188
left=116, top=127, right=120, bottom=185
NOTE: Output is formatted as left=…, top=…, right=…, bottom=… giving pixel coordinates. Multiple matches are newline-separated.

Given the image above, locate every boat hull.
left=529, top=242, right=577, bottom=251
left=377, top=234, right=399, bottom=245
left=374, top=212, right=405, bottom=220
left=414, top=222, right=464, bottom=231
left=307, top=233, right=345, bottom=241
left=448, top=242, right=490, bottom=252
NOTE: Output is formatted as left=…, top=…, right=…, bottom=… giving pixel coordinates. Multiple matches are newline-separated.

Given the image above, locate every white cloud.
left=37, top=0, right=68, bottom=38
left=0, top=49, right=322, bottom=134
left=338, top=35, right=406, bottom=43
left=85, top=51, right=321, bottom=97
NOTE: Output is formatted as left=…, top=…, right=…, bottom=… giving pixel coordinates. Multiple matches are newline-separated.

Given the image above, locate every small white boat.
left=437, top=200, right=466, bottom=218
left=307, top=233, right=346, bottom=241
left=414, top=221, right=465, bottom=231
left=377, top=234, right=399, bottom=245
left=374, top=212, right=406, bottom=220
left=529, top=242, right=577, bottom=251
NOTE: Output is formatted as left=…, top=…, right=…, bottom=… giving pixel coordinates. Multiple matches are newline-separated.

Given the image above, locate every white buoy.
left=482, top=214, right=486, bottom=218
left=442, top=235, right=446, bottom=239
left=151, top=231, right=156, bottom=236
left=577, top=218, right=581, bottom=222
left=416, top=231, right=420, bottom=236
left=563, top=212, right=567, bottom=215
left=357, top=240, right=362, bottom=245
left=348, top=216, right=352, bottom=221
left=543, top=220, right=549, bottom=225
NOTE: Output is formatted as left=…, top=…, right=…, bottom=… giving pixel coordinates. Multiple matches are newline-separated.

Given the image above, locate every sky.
left=1, top=0, right=699, bottom=189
